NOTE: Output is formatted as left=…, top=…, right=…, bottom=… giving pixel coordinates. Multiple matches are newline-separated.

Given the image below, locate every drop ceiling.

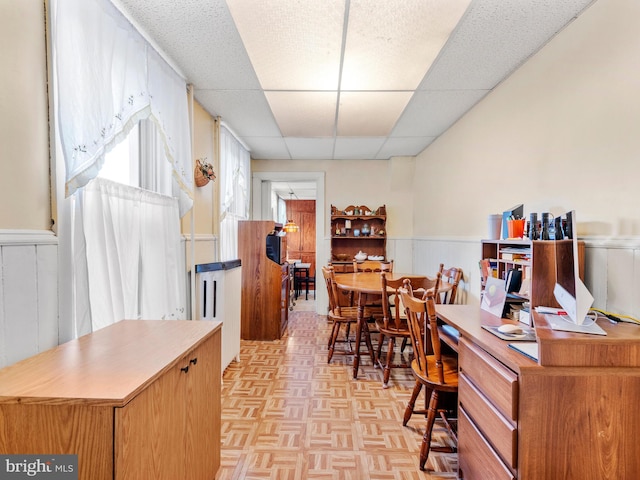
left=114, top=0, right=595, bottom=162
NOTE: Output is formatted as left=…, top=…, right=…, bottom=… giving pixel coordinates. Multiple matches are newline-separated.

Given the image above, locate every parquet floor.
left=218, top=296, right=458, bottom=479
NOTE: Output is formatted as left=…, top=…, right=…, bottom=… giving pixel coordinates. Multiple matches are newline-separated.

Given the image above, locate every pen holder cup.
left=507, top=219, right=525, bottom=239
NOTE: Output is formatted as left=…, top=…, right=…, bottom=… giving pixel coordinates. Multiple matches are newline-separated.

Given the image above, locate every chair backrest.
left=438, top=264, right=463, bottom=304
left=400, top=287, right=448, bottom=385
left=380, top=272, right=414, bottom=330
left=321, top=266, right=336, bottom=312
left=353, top=259, right=393, bottom=273
left=379, top=273, right=436, bottom=329
left=406, top=273, right=441, bottom=301
left=322, top=265, right=351, bottom=317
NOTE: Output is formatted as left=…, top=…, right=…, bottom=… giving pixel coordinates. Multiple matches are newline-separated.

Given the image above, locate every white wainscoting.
left=412, top=236, right=640, bottom=319
left=0, top=230, right=58, bottom=368
left=413, top=237, right=481, bottom=306
left=583, top=237, right=640, bottom=319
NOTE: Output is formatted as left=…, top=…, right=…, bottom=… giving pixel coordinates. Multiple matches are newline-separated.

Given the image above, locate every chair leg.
left=403, top=380, right=423, bottom=426
left=419, top=390, right=439, bottom=471
left=376, top=333, right=385, bottom=366
left=382, top=336, right=395, bottom=388
left=363, top=320, right=376, bottom=365
left=327, top=321, right=341, bottom=363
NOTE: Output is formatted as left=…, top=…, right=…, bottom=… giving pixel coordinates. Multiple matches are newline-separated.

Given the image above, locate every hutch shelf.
left=330, top=204, right=386, bottom=273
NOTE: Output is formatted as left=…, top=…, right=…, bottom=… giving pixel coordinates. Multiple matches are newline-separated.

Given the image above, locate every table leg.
left=353, top=292, right=366, bottom=379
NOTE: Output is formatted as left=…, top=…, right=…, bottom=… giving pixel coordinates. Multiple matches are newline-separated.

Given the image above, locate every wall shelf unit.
left=330, top=204, right=386, bottom=273
left=480, top=239, right=585, bottom=308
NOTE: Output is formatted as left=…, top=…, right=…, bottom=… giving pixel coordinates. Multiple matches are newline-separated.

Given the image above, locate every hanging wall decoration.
left=194, top=158, right=216, bottom=187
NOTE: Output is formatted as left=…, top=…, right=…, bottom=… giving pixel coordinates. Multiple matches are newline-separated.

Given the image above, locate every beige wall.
left=413, top=0, right=640, bottom=239
left=182, top=100, right=218, bottom=237
left=251, top=157, right=415, bottom=239
left=0, top=0, right=51, bottom=230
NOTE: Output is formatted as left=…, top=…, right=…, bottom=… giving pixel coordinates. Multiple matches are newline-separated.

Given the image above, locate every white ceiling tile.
left=285, top=137, right=336, bottom=159
left=115, top=0, right=261, bottom=90
left=265, top=92, right=337, bottom=137
left=341, top=0, right=471, bottom=90
left=194, top=90, right=280, bottom=137
left=226, top=0, right=345, bottom=90
left=392, top=89, right=490, bottom=137
left=334, top=137, right=387, bottom=159
left=420, top=0, right=596, bottom=91
left=242, top=137, right=291, bottom=160
left=337, top=91, right=413, bottom=136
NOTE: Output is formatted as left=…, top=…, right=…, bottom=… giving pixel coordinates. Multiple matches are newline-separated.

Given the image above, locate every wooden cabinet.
left=330, top=204, right=387, bottom=271
left=285, top=199, right=316, bottom=276
left=0, top=320, right=222, bottom=480
left=438, top=301, right=640, bottom=480
left=239, top=220, right=289, bottom=340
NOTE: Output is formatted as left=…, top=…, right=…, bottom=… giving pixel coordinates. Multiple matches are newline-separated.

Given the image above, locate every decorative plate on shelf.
left=368, top=255, right=384, bottom=261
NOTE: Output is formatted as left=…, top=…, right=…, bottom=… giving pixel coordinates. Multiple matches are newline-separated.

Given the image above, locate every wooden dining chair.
left=375, top=273, right=438, bottom=388
left=353, top=259, right=393, bottom=273
left=400, top=286, right=458, bottom=471
left=322, top=266, right=376, bottom=364
left=437, top=264, right=463, bottom=304
left=352, top=260, right=394, bottom=309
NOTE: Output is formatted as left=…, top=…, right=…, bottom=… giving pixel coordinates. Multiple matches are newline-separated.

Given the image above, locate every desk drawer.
left=459, top=407, right=515, bottom=480
left=459, top=373, right=517, bottom=469
left=459, top=337, right=518, bottom=422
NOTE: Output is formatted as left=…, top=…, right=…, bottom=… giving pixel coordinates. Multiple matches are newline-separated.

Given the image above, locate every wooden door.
left=185, top=333, right=221, bottom=480
left=285, top=200, right=316, bottom=276
left=115, top=358, right=186, bottom=479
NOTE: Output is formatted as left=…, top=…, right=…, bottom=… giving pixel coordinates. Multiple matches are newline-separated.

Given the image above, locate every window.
left=99, top=124, right=140, bottom=186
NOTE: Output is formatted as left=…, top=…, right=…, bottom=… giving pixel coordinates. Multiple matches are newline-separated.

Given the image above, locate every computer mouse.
left=498, top=323, right=523, bottom=335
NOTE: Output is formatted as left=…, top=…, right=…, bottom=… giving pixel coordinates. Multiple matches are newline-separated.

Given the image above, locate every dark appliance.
left=265, top=233, right=286, bottom=264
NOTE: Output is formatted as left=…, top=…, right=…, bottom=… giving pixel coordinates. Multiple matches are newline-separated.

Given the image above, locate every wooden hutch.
left=238, top=221, right=289, bottom=340
left=330, top=204, right=387, bottom=273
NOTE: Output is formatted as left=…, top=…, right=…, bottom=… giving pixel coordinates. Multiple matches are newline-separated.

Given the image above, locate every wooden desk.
left=0, top=320, right=222, bottom=480
left=435, top=305, right=640, bottom=479
left=334, top=272, right=442, bottom=378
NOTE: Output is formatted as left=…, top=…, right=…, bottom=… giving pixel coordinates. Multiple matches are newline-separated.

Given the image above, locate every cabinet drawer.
left=459, top=373, right=517, bottom=469
left=459, top=407, right=515, bottom=480
left=459, top=337, right=518, bottom=422
left=331, top=263, right=349, bottom=273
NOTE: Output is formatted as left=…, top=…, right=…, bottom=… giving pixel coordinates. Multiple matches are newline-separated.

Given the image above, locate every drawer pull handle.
left=190, top=357, right=198, bottom=365
left=180, top=365, right=189, bottom=373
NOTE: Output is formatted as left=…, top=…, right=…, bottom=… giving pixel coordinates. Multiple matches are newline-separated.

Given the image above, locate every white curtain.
left=52, top=0, right=193, bottom=336
left=51, top=0, right=193, bottom=214
left=81, top=179, right=185, bottom=331
left=219, top=125, right=251, bottom=261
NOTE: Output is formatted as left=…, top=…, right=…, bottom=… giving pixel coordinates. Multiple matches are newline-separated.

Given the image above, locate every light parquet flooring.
left=219, top=298, right=457, bottom=479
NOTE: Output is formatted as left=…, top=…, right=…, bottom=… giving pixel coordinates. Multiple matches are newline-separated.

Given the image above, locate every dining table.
left=333, top=271, right=451, bottom=379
